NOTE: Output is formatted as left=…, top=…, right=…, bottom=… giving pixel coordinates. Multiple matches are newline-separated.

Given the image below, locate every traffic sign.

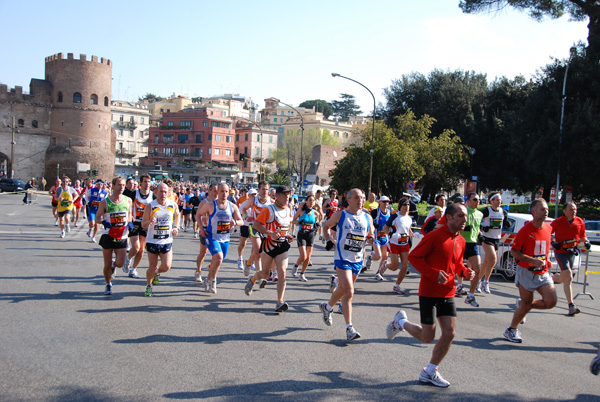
left=407, top=181, right=415, bottom=190
left=303, top=180, right=309, bottom=186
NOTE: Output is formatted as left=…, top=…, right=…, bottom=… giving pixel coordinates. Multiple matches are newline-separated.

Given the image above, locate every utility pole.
left=10, top=116, right=15, bottom=178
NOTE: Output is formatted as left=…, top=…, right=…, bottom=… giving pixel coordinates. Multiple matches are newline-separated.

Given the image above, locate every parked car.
left=584, top=220, right=600, bottom=244
left=0, top=178, right=27, bottom=193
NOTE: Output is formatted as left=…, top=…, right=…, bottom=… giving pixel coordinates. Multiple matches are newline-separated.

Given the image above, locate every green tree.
left=266, top=173, right=291, bottom=186
left=139, top=93, right=164, bottom=103
left=331, top=93, right=362, bottom=121
left=459, top=1, right=600, bottom=61
left=272, top=128, right=340, bottom=180
left=299, top=99, right=333, bottom=118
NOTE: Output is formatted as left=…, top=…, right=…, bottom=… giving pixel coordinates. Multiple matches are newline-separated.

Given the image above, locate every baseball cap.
left=398, top=199, right=410, bottom=206
left=248, top=188, right=257, bottom=195
left=379, top=195, right=390, bottom=202
left=275, top=185, right=292, bottom=194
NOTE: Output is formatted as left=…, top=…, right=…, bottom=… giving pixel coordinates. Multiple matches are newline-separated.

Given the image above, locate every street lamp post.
left=469, top=147, right=476, bottom=193
left=272, top=98, right=304, bottom=192
left=331, top=73, right=376, bottom=195
left=555, top=46, right=577, bottom=218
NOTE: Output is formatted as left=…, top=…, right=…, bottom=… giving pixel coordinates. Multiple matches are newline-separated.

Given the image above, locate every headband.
left=490, top=194, right=501, bottom=201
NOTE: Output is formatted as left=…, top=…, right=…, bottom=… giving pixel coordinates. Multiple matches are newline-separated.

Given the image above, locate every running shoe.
left=237, top=258, right=244, bottom=271
left=455, top=284, right=467, bottom=297
left=482, top=280, right=491, bottom=294
left=209, top=279, right=217, bottom=294
left=129, top=269, right=140, bottom=279
left=465, top=295, right=479, bottom=307
left=144, top=285, right=152, bottom=297
left=126, top=257, right=134, bottom=272
left=250, top=262, right=256, bottom=271
left=86, top=229, right=92, bottom=238
left=346, top=325, right=361, bottom=341
left=329, top=275, right=337, bottom=293
left=299, top=274, right=307, bottom=282
left=591, top=346, right=600, bottom=375
left=516, top=298, right=526, bottom=324
left=66, top=224, right=71, bottom=233
left=364, top=254, right=372, bottom=271
left=259, top=279, right=268, bottom=289
left=54, top=220, right=59, bottom=226
left=319, top=303, right=333, bottom=326
left=74, top=222, right=78, bottom=228
left=104, top=284, right=112, bottom=295
left=275, top=301, right=289, bottom=312
left=308, top=260, right=313, bottom=267
left=392, top=285, right=405, bottom=295
left=60, top=230, right=65, bottom=238
left=337, top=304, right=343, bottom=314
left=292, top=264, right=299, bottom=278
left=419, top=368, right=450, bottom=388
left=91, top=237, right=96, bottom=243
left=194, top=232, right=198, bottom=239
left=194, top=272, right=203, bottom=283
left=111, top=260, right=116, bottom=278
left=568, top=304, right=581, bottom=316
left=245, top=276, right=255, bottom=296
left=243, top=261, right=250, bottom=277
left=504, top=327, right=522, bottom=343
left=123, top=257, right=130, bottom=273
left=272, top=271, right=278, bottom=282
left=386, top=310, right=407, bottom=340
left=152, top=273, right=160, bottom=285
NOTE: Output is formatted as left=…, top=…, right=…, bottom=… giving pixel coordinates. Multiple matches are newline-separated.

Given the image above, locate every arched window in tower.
left=90, top=94, right=98, bottom=105
left=73, top=92, right=82, bottom=104
left=18, top=119, right=25, bottom=127
left=104, top=96, right=109, bottom=107
left=32, top=120, right=38, bottom=128
left=57, top=92, right=63, bottom=103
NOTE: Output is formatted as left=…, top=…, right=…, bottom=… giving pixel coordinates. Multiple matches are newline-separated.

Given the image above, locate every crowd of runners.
left=46, top=176, right=600, bottom=387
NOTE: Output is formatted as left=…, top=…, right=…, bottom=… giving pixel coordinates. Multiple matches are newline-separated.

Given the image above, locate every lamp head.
left=331, top=73, right=340, bottom=77
left=569, top=46, right=577, bottom=57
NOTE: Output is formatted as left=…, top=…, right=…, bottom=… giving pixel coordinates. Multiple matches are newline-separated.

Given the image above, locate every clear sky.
left=0, top=0, right=588, bottom=114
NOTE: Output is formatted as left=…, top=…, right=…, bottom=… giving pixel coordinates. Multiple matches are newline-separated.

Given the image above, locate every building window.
left=139, top=131, right=144, bottom=138
left=215, top=135, right=221, bottom=141
left=222, top=123, right=231, bottom=129
left=129, top=130, right=134, bottom=138
left=203, top=121, right=208, bottom=127
left=104, top=97, right=109, bottom=106
left=178, top=134, right=188, bottom=143
left=163, top=147, right=173, bottom=155
left=164, top=134, right=173, bottom=143
left=244, top=146, right=248, bottom=155
left=130, top=116, right=135, bottom=123
left=141, top=117, right=144, bottom=124
left=235, top=147, right=239, bottom=155
left=194, top=148, right=203, bottom=157
left=208, top=134, right=212, bottom=141
left=236, top=134, right=239, bottom=141
left=178, top=147, right=188, bottom=155
left=343, top=132, right=348, bottom=138
left=244, top=160, right=247, bottom=168
left=195, top=134, right=203, bottom=143
left=256, top=147, right=260, bottom=157
left=256, top=134, right=260, bottom=142
left=269, top=135, right=273, bottom=143
left=208, top=148, right=211, bottom=155
left=244, top=133, right=248, bottom=141
left=57, top=92, right=63, bottom=102
left=281, top=111, right=284, bottom=116
left=154, top=134, right=159, bottom=143
left=90, top=94, right=98, bottom=105
left=211, top=121, right=218, bottom=127
left=167, top=121, right=174, bottom=127
left=215, top=148, right=221, bottom=155
left=226, top=136, right=232, bottom=143
left=32, top=120, right=38, bottom=128
left=118, top=142, right=124, bottom=151
left=118, top=130, right=123, bottom=137
left=180, top=120, right=191, bottom=127
left=17, top=119, right=24, bottom=127
left=73, top=92, right=82, bottom=103
left=120, top=115, right=124, bottom=122
left=129, top=143, right=135, bottom=152
left=225, top=149, right=231, bottom=156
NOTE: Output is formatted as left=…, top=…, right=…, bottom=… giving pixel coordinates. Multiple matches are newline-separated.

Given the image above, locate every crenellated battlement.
left=45, top=52, right=111, bottom=66
left=0, top=84, right=32, bottom=101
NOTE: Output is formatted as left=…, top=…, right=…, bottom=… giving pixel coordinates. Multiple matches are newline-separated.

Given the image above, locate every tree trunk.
left=587, top=12, right=600, bottom=61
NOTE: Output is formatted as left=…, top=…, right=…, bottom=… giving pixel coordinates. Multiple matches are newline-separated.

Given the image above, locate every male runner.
left=425, top=194, right=446, bottom=220
left=479, top=192, right=511, bottom=294
left=244, top=186, right=294, bottom=312
left=364, top=192, right=379, bottom=212
left=182, top=187, right=193, bottom=231
left=364, top=195, right=390, bottom=273
left=196, top=183, right=243, bottom=294
left=194, top=183, right=217, bottom=283
left=550, top=201, right=590, bottom=316
left=141, top=183, right=180, bottom=297
left=318, top=188, right=375, bottom=341
left=95, top=176, right=133, bottom=295
left=241, top=181, right=271, bottom=277
left=55, top=177, right=80, bottom=238
left=86, top=180, right=109, bottom=243
left=458, top=193, right=483, bottom=307
left=504, top=199, right=557, bottom=343
left=236, top=188, right=255, bottom=271
left=48, top=178, right=62, bottom=226
left=385, top=203, right=474, bottom=387
left=124, top=174, right=155, bottom=279
left=189, top=188, right=202, bottom=238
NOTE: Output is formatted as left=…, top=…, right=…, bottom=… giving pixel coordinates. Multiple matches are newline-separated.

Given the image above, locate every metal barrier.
left=575, top=250, right=595, bottom=300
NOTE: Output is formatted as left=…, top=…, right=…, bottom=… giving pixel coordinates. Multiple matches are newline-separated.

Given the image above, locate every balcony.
left=117, top=121, right=137, bottom=129
left=159, top=125, right=192, bottom=130
left=116, top=149, right=137, bottom=157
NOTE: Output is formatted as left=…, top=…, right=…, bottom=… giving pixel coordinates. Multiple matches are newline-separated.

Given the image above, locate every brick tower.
left=44, top=53, right=115, bottom=181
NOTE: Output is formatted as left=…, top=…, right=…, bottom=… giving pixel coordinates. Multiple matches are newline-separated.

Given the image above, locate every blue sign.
left=303, top=180, right=309, bottom=186
left=407, top=181, right=415, bottom=190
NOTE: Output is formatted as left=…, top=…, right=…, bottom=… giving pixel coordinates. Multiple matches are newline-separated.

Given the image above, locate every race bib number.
left=217, top=221, right=231, bottom=234
left=489, top=218, right=503, bottom=228
left=344, top=233, right=365, bottom=252
left=60, top=200, right=71, bottom=207
left=377, top=231, right=387, bottom=238
left=277, top=226, right=289, bottom=242
left=563, top=238, right=577, bottom=249
left=398, top=234, right=409, bottom=246
left=110, top=211, right=127, bottom=228
left=300, top=224, right=313, bottom=231
left=153, top=225, right=170, bottom=240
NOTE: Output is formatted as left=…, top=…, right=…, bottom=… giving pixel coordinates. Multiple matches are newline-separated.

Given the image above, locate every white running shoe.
left=194, top=272, right=203, bottom=283
left=299, top=274, right=307, bottom=282
left=60, top=230, right=65, bottom=238
left=122, top=257, right=130, bottom=273
left=346, top=325, right=361, bottom=341
left=482, top=280, right=491, bottom=294
left=375, top=273, right=385, bottom=281
left=243, top=261, right=250, bottom=277
left=419, top=368, right=450, bottom=388
left=91, top=237, right=96, bottom=243
left=129, top=269, right=140, bottom=279
left=386, top=310, right=407, bottom=340
left=319, top=302, right=333, bottom=326
left=292, top=265, right=299, bottom=278
left=237, top=258, right=244, bottom=271
left=66, top=224, right=71, bottom=233
left=392, top=285, right=405, bottom=295
left=209, top=279, right=217, bottom=294
left=54, top=220, right=59, bottom=227
left=194, top=232, right=198, bottom=239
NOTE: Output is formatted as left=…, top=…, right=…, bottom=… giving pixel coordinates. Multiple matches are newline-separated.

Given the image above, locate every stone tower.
left=44, top=53, right=115, bottom=181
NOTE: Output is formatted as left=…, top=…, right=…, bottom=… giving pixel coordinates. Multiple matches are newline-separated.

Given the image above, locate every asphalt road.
left=1, top=193, right=599, bottom=401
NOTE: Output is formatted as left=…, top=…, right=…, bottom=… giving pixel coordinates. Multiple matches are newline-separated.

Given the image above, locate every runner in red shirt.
left=385, top=203, right=474, bottom=388
left=550, top=202, right=590, bottom=316
left=504, top=199, right=557, bottom=344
